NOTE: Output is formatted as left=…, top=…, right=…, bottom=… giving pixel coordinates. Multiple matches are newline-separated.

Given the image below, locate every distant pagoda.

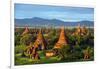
left=22, top=27, right=29, bottom=36
left=54, top=26, right=68, bottom=49
left=33, top=29, right=47, bottom=50
left=74, top=24, right=81, bottom=35
left=73, top=24, right=88, bottom=36
left=81, top=25, right=88, bottom=35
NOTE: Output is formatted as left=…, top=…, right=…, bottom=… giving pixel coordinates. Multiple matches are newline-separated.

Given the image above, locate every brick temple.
left=54, top=27, right=68, bottom=49
left=33, top=29, right=47, bottom=50
left=73, top=24, right=88, bottom=36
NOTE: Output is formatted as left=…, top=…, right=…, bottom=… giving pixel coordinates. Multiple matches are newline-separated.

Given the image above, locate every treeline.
left=15, top=27, right=94, bottom=61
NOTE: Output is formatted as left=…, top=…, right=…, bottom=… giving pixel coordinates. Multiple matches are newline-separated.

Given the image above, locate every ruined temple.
left=74, top=24, right=81, bottom=35
left=33, top=29, right=47, bottom=50
left=81, top=25, right=88, bottom=35
left=25, top=42, right=40, bottom=59
left=54, top=27, right=68, bottom=49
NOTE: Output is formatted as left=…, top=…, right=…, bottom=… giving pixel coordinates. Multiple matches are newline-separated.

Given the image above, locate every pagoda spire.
left=34, top=29, right=47, bottom=50
left=77, top=23, right=81, bottom=33
left=73, top=24, right=88, bottom=36
left=54, top=26, right=68, bottom=49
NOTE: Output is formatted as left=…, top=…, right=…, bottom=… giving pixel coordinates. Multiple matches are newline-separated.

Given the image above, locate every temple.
left=33, top=29, right=47, bottom=50
left=24, top=43, right=40, bottom=59
left=73, top=24, right=88, bottom=36
left=54, top=27, right=68, bottom=49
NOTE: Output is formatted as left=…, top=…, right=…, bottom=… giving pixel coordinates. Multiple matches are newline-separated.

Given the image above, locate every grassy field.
left=15, top=47, right=93, bottom=65
left=15, top=50, right=61, bottom=65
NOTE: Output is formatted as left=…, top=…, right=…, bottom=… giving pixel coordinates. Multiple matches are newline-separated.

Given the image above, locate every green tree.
left=72, top=45, right=83, bottom=60
left=15, top=34, right=21, bottom=46
left=20, top=34, right=32, bottom=46
left=57, top=45, right=71, bottom=60
left=83, top=46, right=94, bottom=60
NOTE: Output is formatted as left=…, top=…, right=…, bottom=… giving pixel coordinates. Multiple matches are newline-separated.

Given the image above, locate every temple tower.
left=73, top=24, right=88, bottom=36
left=34, top=29, right=47, bottom=50
left=54, top=27, right=68, bottom=49
left=74, top=23, right=81, bottom=35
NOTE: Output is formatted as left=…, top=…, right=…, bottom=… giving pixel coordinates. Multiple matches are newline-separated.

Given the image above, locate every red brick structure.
left=34, top=29, right=47, bottom=50
left=54, top=27, right=68, bottom=49
left=73, top=24, right=88, bottom=36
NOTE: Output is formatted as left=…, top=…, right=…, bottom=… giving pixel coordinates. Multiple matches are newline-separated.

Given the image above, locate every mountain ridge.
left=15, top=17, right=94, bottom=27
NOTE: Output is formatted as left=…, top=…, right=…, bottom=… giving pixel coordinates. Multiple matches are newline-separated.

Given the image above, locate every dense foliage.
left=15, top=27, right=94, bottom=65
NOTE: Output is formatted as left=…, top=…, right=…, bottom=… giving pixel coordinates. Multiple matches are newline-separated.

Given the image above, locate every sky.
left=14, top=3, right=94, bottom=22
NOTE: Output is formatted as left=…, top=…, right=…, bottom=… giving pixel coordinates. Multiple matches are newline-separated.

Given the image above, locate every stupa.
left=73, top=24, right=88, bottom=36
left=81, top=25, right=88, bottom=35
left=74, top=24, right=81, bottom=35
left=33, top=29, right=47, bottom=50
left=54, top=27, right=68, bottom=49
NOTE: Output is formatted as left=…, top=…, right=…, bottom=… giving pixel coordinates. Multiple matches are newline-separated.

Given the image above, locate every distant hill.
left=15, top=17, right=94, bottom=27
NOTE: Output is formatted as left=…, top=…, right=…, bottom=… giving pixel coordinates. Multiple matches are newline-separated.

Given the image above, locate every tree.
left=57, top=45, right=71, bottom=60
left=20, top=34, right=32, bottom=46
left=15, top=34, right=21, bottom=46
left=72, top=45, right=83, bottom=60
left=83, top=46, right=94, bottom=60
